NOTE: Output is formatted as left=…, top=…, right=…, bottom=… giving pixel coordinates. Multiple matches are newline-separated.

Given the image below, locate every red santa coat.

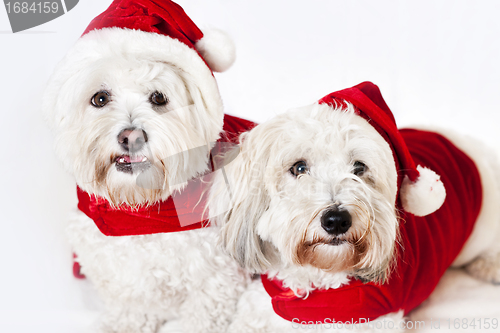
left=77, top=114, right=255, bottom=236
left=262, top=124, right=482, bottom=323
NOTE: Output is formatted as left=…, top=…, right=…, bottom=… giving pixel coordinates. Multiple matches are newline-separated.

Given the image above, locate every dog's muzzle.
left=115, top=128, right=151, bottom=174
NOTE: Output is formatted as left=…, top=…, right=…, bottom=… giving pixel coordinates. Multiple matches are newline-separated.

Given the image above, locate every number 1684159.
left=5, top=2, right=60, bottom=14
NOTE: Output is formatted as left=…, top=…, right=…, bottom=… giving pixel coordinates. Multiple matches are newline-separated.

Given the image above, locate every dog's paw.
left=99, top=313, right=161, bottom=333
left=158, top=320, right=184, bottom=333
left=465, top=252, right=500, bottom=284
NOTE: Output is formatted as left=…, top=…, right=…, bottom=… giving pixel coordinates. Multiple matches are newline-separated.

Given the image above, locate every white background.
left=1, top=0, right=500, bottom=332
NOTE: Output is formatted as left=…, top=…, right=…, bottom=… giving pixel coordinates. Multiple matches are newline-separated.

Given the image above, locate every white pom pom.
left=195, top=28, right=236, bottom=72
left=400, top=165, right=446, bottom=216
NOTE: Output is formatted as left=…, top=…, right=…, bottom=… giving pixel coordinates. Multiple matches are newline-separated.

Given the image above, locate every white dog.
left=42, top=0, right=252, bottom=332
left=209, top=82, right=500, bottom=332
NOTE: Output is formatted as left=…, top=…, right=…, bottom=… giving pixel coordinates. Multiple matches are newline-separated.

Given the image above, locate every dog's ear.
left=209, top=130, right=276, bottom=273
left=354, top=236, right=397, bottom=284
left=42, top=63, right=75, bottom=131
left=42, top=48, right=101, bottom=133
left=179, top=70, right=223, bottom=144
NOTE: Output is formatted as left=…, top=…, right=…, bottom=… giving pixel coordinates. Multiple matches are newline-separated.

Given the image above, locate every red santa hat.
left=64, top=0, right=235, bottom=129
left=82, top=0, right=235, bottom=73
left=319, top=82, right=446, bottom=216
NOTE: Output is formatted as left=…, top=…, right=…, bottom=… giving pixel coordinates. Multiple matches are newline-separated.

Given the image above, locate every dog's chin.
left=86, top=157, right=170, bottom=207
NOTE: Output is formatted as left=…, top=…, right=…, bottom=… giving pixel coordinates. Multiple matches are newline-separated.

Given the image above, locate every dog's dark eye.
left=91, top=91, right=110, bottom=108
left=290, top=161, right=309, bottom=177
left=150, top=91, right=168, bottom=106
left=353, top=161, right=367, bottom=176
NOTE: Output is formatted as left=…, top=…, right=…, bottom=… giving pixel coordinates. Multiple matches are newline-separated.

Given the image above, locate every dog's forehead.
left=269, top=104, right=391, bottom=168
left=96, top=57, right=176, bottom=83
left=287, top=106, right=373, bottom=145
left=67, top=57, right=186, bottom=104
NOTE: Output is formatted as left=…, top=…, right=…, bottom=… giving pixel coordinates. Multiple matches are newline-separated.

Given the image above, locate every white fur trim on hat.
left=400, top=165, right=446, bottom=216
left=196, top=28, right=236, bottom=73
left=76, top=28, right=222, bottom=126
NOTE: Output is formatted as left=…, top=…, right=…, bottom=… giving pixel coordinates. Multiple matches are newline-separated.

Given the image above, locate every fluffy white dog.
left=209, top=82, right=500, bottom=332
left=42, top=1, right=251, bottom=332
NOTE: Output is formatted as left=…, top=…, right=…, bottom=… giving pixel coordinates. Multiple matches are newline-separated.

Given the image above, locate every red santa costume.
left=262, top=82, right=482, bottom=323
left=71, top=0, right=256, bottom=276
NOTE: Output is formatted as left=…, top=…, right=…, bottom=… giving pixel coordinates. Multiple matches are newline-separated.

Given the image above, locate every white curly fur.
left=209, top=103, right=500, bottom=332
left=42, top=28, right=248, bottom=332
left=68, top=212, right=248, bottom=332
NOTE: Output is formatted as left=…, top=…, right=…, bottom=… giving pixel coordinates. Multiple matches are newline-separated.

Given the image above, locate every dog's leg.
left=158, top=319, right=184, bottom=333
left=465, top=241, right=500, bottom=284
left=175, top=253, right=249, bottom=332
left=151, top=230, right=250, bottom=333
left=68, top=211, right=177, bottom=333
left=99, top=308, right=162, bottom=333
left=226, top=279, right=292, bottom=333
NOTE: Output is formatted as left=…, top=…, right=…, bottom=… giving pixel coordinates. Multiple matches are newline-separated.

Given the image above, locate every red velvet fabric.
left=72, top=253, right=86, bottom=279
left=262, top=130, right=482, bottom=323
left=77, top=114, right=255, bottom=237
left=82, top=0, right=203, bottom=56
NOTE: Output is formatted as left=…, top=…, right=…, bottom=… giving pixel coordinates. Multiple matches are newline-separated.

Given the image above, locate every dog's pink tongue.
left=130, top=156, right=144, bottom=163
left=117, top=155, right=146, bottom=163
left=121, top=155, right=131, bottom=163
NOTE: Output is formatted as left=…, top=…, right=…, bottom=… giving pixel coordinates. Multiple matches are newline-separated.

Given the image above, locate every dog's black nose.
left=321, top=208, right=352, bottom=235
left=118, top=128, right=148, bottom=153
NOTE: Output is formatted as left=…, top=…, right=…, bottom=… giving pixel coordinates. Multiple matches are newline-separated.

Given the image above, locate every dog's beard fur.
left=45, top=56, right=221, bottom=207
left=210, top=103, right=399, bottom=290
left=270, top=175, right=398, bottom=283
